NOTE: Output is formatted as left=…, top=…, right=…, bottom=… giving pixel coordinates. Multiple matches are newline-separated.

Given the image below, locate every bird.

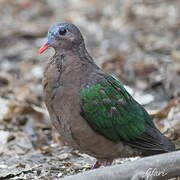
left=39, top=22, right=175, bottom=169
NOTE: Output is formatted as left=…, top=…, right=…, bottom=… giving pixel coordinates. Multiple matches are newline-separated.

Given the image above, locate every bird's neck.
left=53, top=48, right=82, bottom=72
left=53, top=43, right=96, bottom=71
left=49, top=44, right=98, bottom=89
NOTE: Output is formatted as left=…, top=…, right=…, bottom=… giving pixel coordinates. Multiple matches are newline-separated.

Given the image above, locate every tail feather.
left=126, top=124, right=175, bottom=156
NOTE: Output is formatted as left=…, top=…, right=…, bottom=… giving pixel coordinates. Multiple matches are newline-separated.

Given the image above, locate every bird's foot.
left=104, top=159, right=113, bottom=166
left=91, top=161, right=101, bottom=169
left=91, top=159, right=113, bottom=170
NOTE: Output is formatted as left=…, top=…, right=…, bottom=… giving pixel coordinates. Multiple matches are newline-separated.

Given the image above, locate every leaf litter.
left=0, top=0, right=179, bottom=179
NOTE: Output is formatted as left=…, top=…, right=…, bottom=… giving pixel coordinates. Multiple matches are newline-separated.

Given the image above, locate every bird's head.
left=39, top=23, right=84, bottom=54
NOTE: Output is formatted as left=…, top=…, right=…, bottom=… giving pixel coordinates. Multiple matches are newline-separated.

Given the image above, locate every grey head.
left=39, top=23, right=84, bottom=54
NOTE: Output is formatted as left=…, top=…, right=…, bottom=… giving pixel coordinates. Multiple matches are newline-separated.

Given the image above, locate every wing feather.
left=80, top=75, right=175, bottom=154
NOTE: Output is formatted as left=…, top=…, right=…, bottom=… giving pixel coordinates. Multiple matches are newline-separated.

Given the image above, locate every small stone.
left=0, top=164, right=8, bottom=169
left=0, top=130, right=9, bottom=144
left=58, top=172, right=63, bottom=177
left=73, top=162, right=84, bottom=170
left=58, top=153, right=69, bottom=160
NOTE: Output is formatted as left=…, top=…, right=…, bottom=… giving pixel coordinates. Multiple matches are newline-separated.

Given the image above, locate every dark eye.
left=59, top=28, right=67, bottom=36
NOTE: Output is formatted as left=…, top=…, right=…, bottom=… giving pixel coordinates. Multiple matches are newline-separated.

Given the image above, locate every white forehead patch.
left=48, top=26, right=60, bottom=38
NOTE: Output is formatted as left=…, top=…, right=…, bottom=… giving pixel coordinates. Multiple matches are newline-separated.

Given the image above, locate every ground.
left=0, top=0, right=180, bottom=179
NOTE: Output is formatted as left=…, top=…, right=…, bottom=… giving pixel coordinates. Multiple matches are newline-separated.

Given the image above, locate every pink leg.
left=91, top=161, right=101, bottom=169
left=104, top=159, right=113, bottom=166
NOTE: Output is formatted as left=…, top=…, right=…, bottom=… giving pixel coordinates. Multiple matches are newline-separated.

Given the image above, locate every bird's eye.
left=59, top=28, right=67, bottom=36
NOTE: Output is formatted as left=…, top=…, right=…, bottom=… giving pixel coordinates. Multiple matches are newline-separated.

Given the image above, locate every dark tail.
left=126, top=124, right=175, bottom=156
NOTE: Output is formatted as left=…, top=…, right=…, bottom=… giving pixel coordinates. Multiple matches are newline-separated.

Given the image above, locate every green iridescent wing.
left=80, top=75, right=155, bottom=142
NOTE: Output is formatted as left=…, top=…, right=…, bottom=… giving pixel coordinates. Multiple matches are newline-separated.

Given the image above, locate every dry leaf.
left=150, top=97, right=180, bottom=119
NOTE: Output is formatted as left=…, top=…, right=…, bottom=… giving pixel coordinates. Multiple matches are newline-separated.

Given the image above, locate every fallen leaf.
left=150, top=97, right=180, bottom=119
left=14, top=84, right=39, bottom=105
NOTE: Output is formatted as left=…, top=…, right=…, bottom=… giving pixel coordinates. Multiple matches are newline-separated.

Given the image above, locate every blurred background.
left=0, top=0, right=180, bottom=179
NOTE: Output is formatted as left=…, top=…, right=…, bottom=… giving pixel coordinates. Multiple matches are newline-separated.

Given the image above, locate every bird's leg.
left=91, top=159, right=113, bottom=169
left=104, top=159, right=113, bottom=166
left=91, top=161, right=101, bottom=169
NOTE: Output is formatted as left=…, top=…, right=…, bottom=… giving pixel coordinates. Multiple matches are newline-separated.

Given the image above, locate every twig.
left=62, top=150, right=180, bottom=180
